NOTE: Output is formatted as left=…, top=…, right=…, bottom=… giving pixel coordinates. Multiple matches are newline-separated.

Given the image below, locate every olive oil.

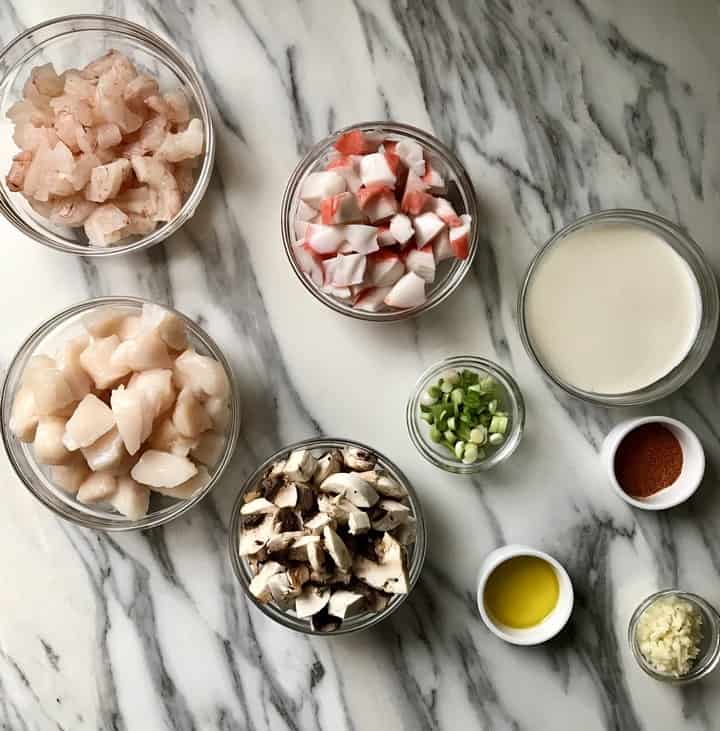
left=484, top=555, right=559, bottom=629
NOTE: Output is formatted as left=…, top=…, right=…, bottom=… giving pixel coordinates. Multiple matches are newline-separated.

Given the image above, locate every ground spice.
left=614, top=423, right=683, bottom=498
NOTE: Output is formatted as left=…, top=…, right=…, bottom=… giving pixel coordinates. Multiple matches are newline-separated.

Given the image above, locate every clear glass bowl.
left=406, top=355, right=525, bottom=474
left=0, top=297, right=241, bottom=531
left=518, top=209, right=719, bottom=406
left=281, top=121, right=479, bottom=322
left=228, top=437, right=427, bottom=635
left=628, top=589, right=720, bottom=684
left=0, top=14, right=215, bottom=256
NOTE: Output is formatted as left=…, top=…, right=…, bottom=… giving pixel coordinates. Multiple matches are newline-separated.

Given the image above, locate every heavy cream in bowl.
left=522, top=213, right=708, bottom=400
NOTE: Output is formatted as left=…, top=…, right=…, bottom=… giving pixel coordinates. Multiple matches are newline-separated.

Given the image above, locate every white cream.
left=525, top=223, right=701, bottom=395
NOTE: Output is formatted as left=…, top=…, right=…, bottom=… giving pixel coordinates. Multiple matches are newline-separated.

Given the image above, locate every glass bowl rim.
left=517, top=208, right=719, bottom=406
left=227, top=436, right=427, bottom=636
left=406, top=355, right=525, bottom=474
left=627, top=588, right=720, bottom=684
left=0, top=13, right=216, bottom=257
left=0, top=295, right=241, bottom=531
left=280, top=120, right=479, bottom=323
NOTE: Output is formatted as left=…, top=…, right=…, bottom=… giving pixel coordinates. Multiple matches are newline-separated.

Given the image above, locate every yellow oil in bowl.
left=484, top=555, right=559, bottom=629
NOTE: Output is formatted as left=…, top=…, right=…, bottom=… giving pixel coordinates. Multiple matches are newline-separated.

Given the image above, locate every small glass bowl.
left=281, top=121, right=479, bottom=322
left=628, top=589, right=720, bottom=684
left=0, top=15, right=215, bottom=256
left=0, top=297, right=241, bottom=531
left=228, top=437, right=427, bottom=635
left=518, top=209, right=719, bottom=406
left=406, top=355, right=525, bottom=474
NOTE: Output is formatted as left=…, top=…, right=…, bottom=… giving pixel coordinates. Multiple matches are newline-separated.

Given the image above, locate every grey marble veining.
left=1, top=1, right=720, bottom=729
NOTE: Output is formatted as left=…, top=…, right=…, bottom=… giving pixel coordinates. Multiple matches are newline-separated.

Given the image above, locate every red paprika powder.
left=613, top=423, right=683, bottom=498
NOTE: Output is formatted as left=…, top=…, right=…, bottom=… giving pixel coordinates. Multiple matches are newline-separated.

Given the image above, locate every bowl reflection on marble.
left=0, top=14, right=215, bottom=256
left=281, top=121, right=479, bottom=322
left=228, top=438, right=427, bottom=635
left=0, top=297, right=241, bottom=531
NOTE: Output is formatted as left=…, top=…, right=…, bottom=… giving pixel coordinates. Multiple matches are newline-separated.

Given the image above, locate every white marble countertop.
left=2, top=1, right=720, bottom=729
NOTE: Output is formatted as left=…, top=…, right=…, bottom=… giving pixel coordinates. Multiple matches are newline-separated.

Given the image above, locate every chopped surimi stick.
left=401, top=169, right=431, bottom=215
left=295, top=245, right=324, bottom=288
left=413, top=211, right=445, bottom=247
left=449, top=214, right=472, bottom=260
left=354, top=287, right=392, bottom=312
left=332, top=253, right=367, bottom=287
left=431, top=196, right=462, bottom=227
left=335, top=130, right=374, bottom=155
left=299, top=171, right=346, bottom=207
left=376, top=225, right=396, bottom=247
left=384, top=271, right=427, bottom=308
left=368, top=250, right=405, bottom=287
left=323, top=284, right=352, bottom=299
left=295, top=219, right=311, bottom=240
left=395, top=139, right=425, bottom=176
left=343, top=225, right=379, bottom=254
left=423, top=162, right=445, bottom=190
left=326, top=155, right=362, bottom=192
left=304, top=223, right=345, bottom=255
left=296, top=200, right=318, bottom=221
left=320, top=192, right=363, bottom=224
left=360, top=153, right=396, bottom=188
left=433, top=228, right=454, bottom=262
left=364, top=191, right=398, bottom=223
left=406, top=244, right=436, bottom=282
left=356, top=183, right=392, bottom=209
left=389, top=214, right=414, bottom=245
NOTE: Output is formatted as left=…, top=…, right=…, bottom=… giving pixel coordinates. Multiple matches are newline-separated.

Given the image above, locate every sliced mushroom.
left=249, top=561, right=284, bottom=602
left=371, top=500, right=411, bottom=531
left=348, top=511, right=371, bottom=535
left=343, top=480, right=379, bottom=509
left=354, top=533, right=408, bottom=594
left=392, top=517, right=417, bottom=546
left=273, top=482, right=297, bottom=508
left=268, top=572, right=303, bottom=610
left=288, top=534, right=321, bottom=562
left=239, top=513, right=275, bottom=556
left=240, top=497, right=277, bottom=515
left=305, top=512, right=333, bottom=534
left=328, top=590, right=366, bottom=619
left=355, top=470, right=408, bottom=498
left=313, top=449, right=342, bottom=484
left=310, top=608, right=341, bottom=633
left=342, top=446, right=376, bottom=471
left=323, top=526, right=352, bottom=571
left=307, top=542, right=326, bottom=573
left=283, top=449, right=316, bottom=482
left=266, top=530, right=305, bottom=553
left=317, top=494, right=353, bottom=525
left=287, top=564, right=310, bottom=592
left=295, top=585, right=330, bottom=618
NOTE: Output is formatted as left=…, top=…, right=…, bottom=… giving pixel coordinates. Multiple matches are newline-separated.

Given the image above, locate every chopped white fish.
left=111, top=385, right=151, bottom=456
left=81, top=427, right=127, bottom=472
left=139, top=303, right=188, bottom=351
left=172, top=387, right=212, bottom=438
left=110, top=476, right=150, bottom=520
left=126, top=369, right=176, bottom=417
left=51, top=456, right=90, bottom=494
left=63, top=393, right=115, bottom=450
left=191, top=431, right=225, bottom=467
left=34, top=417, right=72, bottom=465
left=131, top=450, right=197, bottom=488
left=173, top=349, right=230, bottom=400
left=56, top=335, right=92, bottom=401
left=79, top=334, right=131, bottom=388
left=77, top=471, right=117, bottom=504
left=148, top=464, right=209, bottom=499
left=110, top=330, right=173, bottom=371
left=9, top=387, right=39, bottom=442
left=27, top=367, right=75, bottom=416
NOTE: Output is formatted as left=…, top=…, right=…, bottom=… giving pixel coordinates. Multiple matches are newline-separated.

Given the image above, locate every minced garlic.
left=635, top=596, right=703, bottom=676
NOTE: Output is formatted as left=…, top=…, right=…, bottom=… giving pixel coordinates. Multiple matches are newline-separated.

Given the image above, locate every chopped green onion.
left=463, top=443, right=479, bottom=463
left=444, top=429, right=456, bottom=442
left=447, top=416, right=456, bottom=431
left=451, top=388, right=464, bottom=405
left=430, top=426, right=443, bottom=443
left=441, top=381, right=454, bottom=394
left=454, top=441, right=465, bottom=459
left=470, top=426, right=487, bottom=445
left=489, top=433, right=505, bottom=446
left=489, top=415, right=508, bottom=435
left=488, top=399, right=498, bottom=414
left=421, top=411, right=433, bottom=423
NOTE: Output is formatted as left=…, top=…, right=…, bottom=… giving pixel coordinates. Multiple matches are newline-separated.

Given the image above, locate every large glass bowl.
left=0, top=297, right=241, bottom=531
left=281, top=121, right=479, bottom=322
left=228, top=437, right=427, bottom=635
left=0, top=14, right=215, bottom=256
left=518, top=209, right=718, bottom=406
